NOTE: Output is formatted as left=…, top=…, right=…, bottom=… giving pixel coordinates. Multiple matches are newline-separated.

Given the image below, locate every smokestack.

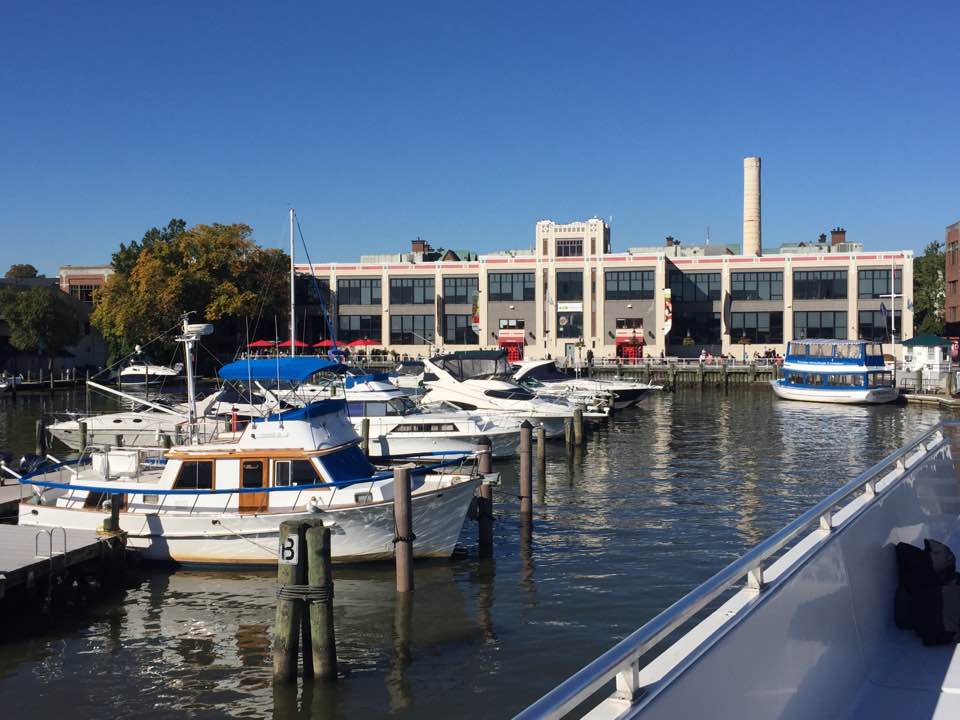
left=743, top=156, right=761, bottom=256
left=830, top=227, right=846, bottom=246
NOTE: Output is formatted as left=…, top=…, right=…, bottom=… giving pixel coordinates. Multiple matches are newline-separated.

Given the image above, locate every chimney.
left=411, top=237, right=429, bottom=253
left=830, top=227, right=846, bottom=246
left=665, top=236, right=674, bottom=247
left=742, top=156, right=762, bottom=256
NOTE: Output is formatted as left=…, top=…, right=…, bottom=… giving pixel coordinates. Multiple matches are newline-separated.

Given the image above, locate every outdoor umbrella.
left=247, top=339, right=276, bottom=348
left=347, top=338, right=379, bottom=347
left=277, top=340, right=310, bottom=348
left=313, top=339, right=336, bottom=348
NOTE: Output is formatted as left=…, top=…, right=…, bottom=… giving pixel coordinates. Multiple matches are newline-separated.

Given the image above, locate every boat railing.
left=513, top=422, right=952, bottom=720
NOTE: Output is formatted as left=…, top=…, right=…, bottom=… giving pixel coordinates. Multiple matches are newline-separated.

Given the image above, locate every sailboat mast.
left=289, top=207, right=296, bottom=358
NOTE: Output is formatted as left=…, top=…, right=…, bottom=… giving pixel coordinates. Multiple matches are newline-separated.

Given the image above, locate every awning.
left=498, top=337, right=524, bottom=346
left=219, top=357, right=345, bottom=383
left=615, top=334, right=644, bottom=345
left=497, top=329, right=525, bottom=346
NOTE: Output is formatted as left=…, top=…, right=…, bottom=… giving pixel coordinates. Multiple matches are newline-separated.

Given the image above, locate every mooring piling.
left=573, top=407, right=584, bottom=445
left=35, top=419, right=47, bottom=456
left=274, top=520, right=305, bottom=683
left=564, top=418, right=573, bottom=449
left=79, top=421, right=88, bottom=452
left=476, top=436, right=494, bottom=553
left=536, top=424, right=546, bottom=461
left=393, top=465, right=414, bottom=593
left=361, top=418, right=370, bottom=458
left=305, top=524, right=337, bottom=680
left=519, top=420, right=533, bottom=519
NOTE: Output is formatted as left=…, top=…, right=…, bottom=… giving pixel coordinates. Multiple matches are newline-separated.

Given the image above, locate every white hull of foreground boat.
left=19, top=476, right=480, bottom=565
left=770, top=380, right=899, bottom=404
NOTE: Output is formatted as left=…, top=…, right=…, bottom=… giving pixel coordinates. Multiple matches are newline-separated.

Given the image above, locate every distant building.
left=58, top=264, right=114, bottom=305
left=944, top=221, right=960, bottom=337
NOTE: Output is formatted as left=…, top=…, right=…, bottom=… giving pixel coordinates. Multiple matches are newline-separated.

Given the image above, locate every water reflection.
left=0, top=387, right=952, bottom=719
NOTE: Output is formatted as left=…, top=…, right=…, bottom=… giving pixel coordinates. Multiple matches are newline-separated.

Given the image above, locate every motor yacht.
left=117, top=345, right=183, bottom=387
left=513, top=359, right=657, bottom=411
left=420, top=350, right=578, bottom=438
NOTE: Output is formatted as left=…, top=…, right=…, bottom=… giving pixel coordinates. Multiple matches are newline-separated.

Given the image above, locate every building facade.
left=945, top=221, right=960, bottom=335
left=58, top=265, right=114, bottom=305
left=297, top=220, right=913, bottom=361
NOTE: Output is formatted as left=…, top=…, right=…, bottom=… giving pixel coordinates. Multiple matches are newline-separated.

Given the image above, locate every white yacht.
left=117, top=345, right=183, bottom=387
left=515, top=423, right=960, bottom=720
left=281, top=370, right=522, bottom=460
left=0, top=373, right=23, bottom=392
left=771, top=339, right=899, bottom=404
left=513, top=359, right=657, bottom=410
left=420, top=351, right=578, bottom=438
left=391, top=360, right=426, bottom=392
left=14, top=355, right=492, bottom=566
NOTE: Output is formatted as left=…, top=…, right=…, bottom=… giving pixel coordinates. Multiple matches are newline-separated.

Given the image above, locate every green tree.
left=93, top=222, right=289, bottom=360
left=0, top=286, right=82, bottom=368
left=111, top=218, right=187, bottom=275
left=913, top=240, right=945, bottom=335
left=5, top=263, right=40, bottom=278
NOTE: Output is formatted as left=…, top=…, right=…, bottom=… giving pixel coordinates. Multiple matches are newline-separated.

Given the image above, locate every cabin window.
left=390, top=423, right=459, bottom=433
left=364, top=402, right=389, bottom=417
left=174, top=461, right=214, bottom=490
left=275, top=460, right=321, bottom=487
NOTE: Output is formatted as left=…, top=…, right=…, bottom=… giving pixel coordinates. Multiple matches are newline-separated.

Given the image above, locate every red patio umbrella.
left=247, top=339, right=276, bottom=348
left=347, top=338, right=379, bottom=347
left=277, top=339, right=310, bottom=348
left=313, top=339, right=336, bottom=348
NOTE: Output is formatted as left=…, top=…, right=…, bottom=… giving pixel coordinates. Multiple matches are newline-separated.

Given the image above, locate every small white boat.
left=118, top=346, right=183, bottom=387
left=513, top=359, right=657, bottom=411
left=771, top=339, right=899, bottom=404
left=516, top=423, right=959, bottom=720
left=15, top=351, right=491, bottom=566
left=0, top=373, right=23, bottom=392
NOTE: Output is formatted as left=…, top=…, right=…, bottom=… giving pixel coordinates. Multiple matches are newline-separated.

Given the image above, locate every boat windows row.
left=173, top=459, right=322, bottom=490
left=783, top=372, right=894, bottom=388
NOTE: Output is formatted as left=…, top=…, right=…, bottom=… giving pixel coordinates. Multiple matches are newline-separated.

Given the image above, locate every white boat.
left=392, top=360, right=426, bottom=392
left=14, top=351, right=491, bottom=566
left=0, top=373, right=23, bottom=392
left=516, top=422, right=959, bottom=720
left=118, top=345, right=183, bottom=387
left=420, top=350, right=579, bottom=438
left=513, top=359, right=658, bottom=410
left=771, top=339, right=899, bottom=404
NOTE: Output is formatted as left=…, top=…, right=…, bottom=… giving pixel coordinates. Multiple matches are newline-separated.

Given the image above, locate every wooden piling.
left=306, top=524, right=337, bottom=680
left=564, top=418, right=573, bottom=448
left=273, top=520, right=304, bottom=683
left=103, top=494, right=122, bottom=533
left=79, top=421, right=88, bottom=452
left=536, top=424, right=546, bottom=460
left=476, top=436, right=494, bottom=553
left=360, top=418, right=370, bottom=459
left=393, top=465, right=414, bottom=593
left=519, top=420, right=533, bottom=519
left=49, top=372, right=55, bottom=395
left=35, top=419, right=47, bottom=456
left=573, top=407, right=584, bottom=445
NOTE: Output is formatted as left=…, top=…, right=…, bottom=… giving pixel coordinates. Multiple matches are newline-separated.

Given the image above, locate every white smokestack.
left=743, top=156, right=761, bottom=256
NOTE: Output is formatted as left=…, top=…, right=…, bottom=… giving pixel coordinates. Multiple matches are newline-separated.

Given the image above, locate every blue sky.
left=1, top=1, right=958, bottom=275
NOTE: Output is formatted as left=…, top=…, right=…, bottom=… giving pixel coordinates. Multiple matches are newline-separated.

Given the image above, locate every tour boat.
left=516, top=422, right=960, bottom=720
left=512, top=359, right=657, bottom=410
left=419, top=350, right=580, bottom=438
left=15, top=356, right=491, bottom=566
left=770, top=339, right=899, bottom=404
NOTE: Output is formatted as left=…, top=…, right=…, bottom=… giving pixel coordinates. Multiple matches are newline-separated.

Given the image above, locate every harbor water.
left=0, top=388, right=949, bottom=718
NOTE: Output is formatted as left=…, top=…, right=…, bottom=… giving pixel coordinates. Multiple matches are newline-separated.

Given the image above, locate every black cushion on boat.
left=895, top=539, right=960, bottom=645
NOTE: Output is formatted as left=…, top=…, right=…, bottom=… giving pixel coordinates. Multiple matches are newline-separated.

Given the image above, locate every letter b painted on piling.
left=279, top=534, right=299, bottom=565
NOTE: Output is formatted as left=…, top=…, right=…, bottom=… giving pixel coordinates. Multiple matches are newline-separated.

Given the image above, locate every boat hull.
left=770, top=380, right=899, bottom=404
left=366, top=430, right=520, bottom=460
left=18, top=477, right=480, bottom=566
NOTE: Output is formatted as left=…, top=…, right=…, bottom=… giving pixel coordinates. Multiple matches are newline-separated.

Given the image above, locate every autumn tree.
left=913, top=240, right=945, bottom=336
left=111, top=218, right=186, bottom=275
left=0, top=286, right=82, bottom=368
left=92, top=222, right=290, bottom=360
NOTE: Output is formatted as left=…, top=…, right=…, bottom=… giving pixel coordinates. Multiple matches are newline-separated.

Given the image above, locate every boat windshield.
left=434, top=354, right=513, bottom=381
left=521, top=363, right=568, bottom=383
left=396, top=361, right=425, bottom=376
left=388, top=397, right=418, bottom=415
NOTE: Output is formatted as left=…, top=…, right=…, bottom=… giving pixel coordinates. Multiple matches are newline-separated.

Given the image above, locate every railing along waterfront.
left=514, top=422, right=952, bottom=720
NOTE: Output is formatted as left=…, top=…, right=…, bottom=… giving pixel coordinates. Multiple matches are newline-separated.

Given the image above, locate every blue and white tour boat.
left=771, top=339, right=898, bottom=404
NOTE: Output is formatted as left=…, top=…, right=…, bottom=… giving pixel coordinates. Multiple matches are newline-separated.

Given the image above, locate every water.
left=0, top=388, right=950, bottom=718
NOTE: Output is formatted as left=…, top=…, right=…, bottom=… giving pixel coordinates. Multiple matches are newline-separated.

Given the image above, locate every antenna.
left=706, top=226, right=711, bottom=245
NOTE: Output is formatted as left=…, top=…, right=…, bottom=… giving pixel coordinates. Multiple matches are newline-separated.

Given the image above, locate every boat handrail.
left=513, top=421, right=953, bottom=720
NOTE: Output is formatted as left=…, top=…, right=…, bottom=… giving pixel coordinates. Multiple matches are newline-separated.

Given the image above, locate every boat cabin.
left=782, top=339, right=893, bottom=389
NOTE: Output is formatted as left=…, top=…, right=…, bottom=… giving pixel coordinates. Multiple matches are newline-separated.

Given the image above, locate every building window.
left=858, top=310, right=901, bottom=342
left=556, top=238, right=583, bottom=257
left=556, top=271, right=583, bottom=301
left=793, top=270, right=848, bottom=300
left=794, top=310, right=847, bottom=339
left=557, top=311, right=582, bottom=338
left=671, top=311, right=721, bottom=345
left=498, top=319, right=525, bottom=329
left=730, top=312, right=783, bottom=343
left=444, top=314, right=478, bottom=344
left=69, top=284, right=98, bottom=304
left=488, top=272, right=535, bottom=302
left=730, top=272, right=783, bottom=301
left=668, top=271, right=721, bottom=302
left=390, top=314, right=435, bottom=344
left=857, top=269, right=902, bottom=299
left=950, top=280, right=958, bottom=298
left=337, top=278, right=381, bottom=305
left=442, top=277, right=478, bottom=305
left=605, top=271, right=655, bottom=300
left=338, top=315, right=382, bottom=342
left=173, top=461, right=214, bottom=490
left=389, top=278, right=434, bottom=305
left=616, top=318, right=644, bottom=329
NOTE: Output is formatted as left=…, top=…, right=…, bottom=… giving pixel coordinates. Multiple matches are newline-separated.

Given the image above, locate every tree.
left=92, top=222, right=290, bottom=360
left=913, top=240, right=945, bottom=336
left=0, top=286, right=83, bottom=367
left=111, top=218, right=187, bottom=275
left=5, top=263, right=40, bottom=278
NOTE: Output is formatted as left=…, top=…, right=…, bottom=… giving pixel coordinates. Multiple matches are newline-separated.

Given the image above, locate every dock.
left=0, top=524, right=126, bottom=610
